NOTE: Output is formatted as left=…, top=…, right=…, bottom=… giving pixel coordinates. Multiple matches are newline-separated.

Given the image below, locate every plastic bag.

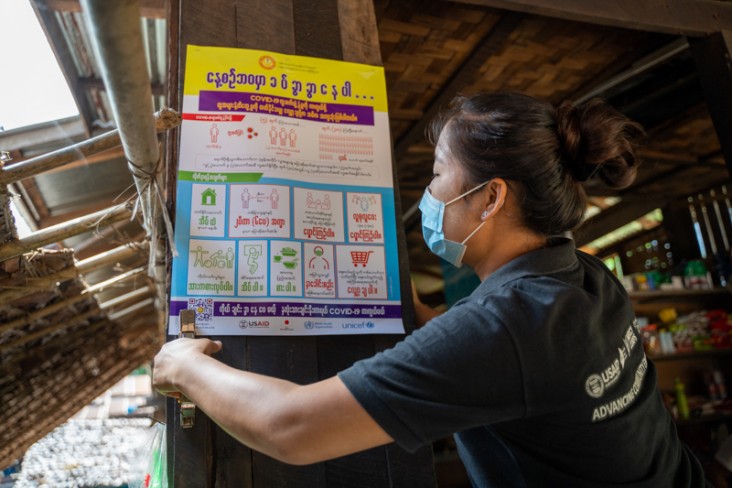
left=130, top=422, right=168, bottom=488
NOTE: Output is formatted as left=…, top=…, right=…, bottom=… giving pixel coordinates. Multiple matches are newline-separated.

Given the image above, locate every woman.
left=154, top=93, right=707, bottom=486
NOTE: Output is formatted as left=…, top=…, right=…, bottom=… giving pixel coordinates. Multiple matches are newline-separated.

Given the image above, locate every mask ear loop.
left=460, top=219, right=487, bottom=244
left=445, top=180, right=491, bottom=206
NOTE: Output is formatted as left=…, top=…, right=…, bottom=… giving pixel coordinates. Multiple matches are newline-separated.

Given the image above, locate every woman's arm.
left=153, top=338, right=392, bottom=465
left=412, top=280, right=442, bottom=327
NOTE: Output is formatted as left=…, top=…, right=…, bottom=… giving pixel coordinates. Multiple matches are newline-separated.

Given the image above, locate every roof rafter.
left=448, top=0, right=732, bottom=36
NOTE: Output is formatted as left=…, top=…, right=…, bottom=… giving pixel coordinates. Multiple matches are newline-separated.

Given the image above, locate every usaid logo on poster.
left=239, top=320, right=270, bottom=329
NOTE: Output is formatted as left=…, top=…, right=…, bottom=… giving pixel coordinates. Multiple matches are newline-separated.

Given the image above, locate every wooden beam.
left=15, top=178, right=51, bottom=223
left=73, top=227, right=146, bottom=261
left=38, top=198, right=119, bottom=228
left=576, top=197, right=665, bottom=247
left=393, top=12, right=521, bottom=159
left=689, top=31, right=732, bottom=179
left=0, top=204, right=130, bottom=262
left=449, top=0, right=732, bottom=36
left=572, top=39, right=689, bottom=104
left=41, top=146, right=126, bottom=176
left=78, top=76, right=165, bottom=96
left=42, top=0, right=166, bottom=18
left=169, top=2, right=253, bottom=487
left=0, top=108, right=180, bottom=185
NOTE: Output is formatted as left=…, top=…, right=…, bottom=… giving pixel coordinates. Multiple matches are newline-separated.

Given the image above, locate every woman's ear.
left=480, top=178, right=507, bottom=221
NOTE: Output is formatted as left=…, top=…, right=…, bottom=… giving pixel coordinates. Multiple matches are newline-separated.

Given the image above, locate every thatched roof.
left=0, top=186, right=160, bottom=468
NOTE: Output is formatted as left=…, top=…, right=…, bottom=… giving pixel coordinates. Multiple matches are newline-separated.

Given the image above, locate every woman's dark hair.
left=427, top=92, right=645, bottom=235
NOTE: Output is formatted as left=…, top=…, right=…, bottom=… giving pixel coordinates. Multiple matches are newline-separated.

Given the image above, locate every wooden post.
left=689, top=31, right=732, bottom=180
left=166, top=0, right=435, bottom=486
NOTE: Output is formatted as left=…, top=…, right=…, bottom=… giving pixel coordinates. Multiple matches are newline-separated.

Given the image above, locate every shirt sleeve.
left=338, top=300, right=525, bottom=452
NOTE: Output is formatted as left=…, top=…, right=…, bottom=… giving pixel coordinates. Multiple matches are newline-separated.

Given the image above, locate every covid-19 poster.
left=168, top=45, right=405, bottom=336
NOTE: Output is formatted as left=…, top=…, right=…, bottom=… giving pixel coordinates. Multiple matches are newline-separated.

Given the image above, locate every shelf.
left=649, top=349, right=732, bottom=362
left=629, top=288, right=731, bottom=303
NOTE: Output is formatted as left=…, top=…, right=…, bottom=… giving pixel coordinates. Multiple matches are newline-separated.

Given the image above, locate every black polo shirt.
left=338, top=238, right=707, bottom=487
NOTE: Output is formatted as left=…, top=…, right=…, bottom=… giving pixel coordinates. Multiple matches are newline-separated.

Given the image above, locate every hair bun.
left=556, top=99, right=644, bottom=189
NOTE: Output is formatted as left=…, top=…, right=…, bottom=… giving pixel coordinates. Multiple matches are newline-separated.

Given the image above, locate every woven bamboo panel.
left=462, top=17, right=657, bottom=101
left=376, top=0, right=502, bottom=134
left=376, top=0, right=664, bottom=143
left=376, top=1, right=672, bottom=219
left=0, top=319, right=158, bottom=468
left=0, top=247, right=159, bottom=468
left=643, top=105, right=722, bottom=161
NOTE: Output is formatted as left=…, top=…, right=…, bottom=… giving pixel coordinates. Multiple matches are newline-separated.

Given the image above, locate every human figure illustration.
left=210, top=124, right=219, bottom=144
left=270, top=188, right=280, bottom=209
left=225, top=247, right=235, bottom=268
left=192, top=245, right=208, bottom=267
left=206, top=250, right=229, bottom=268
left=308, top=246, right=330, bottom=270
left=289, top=129, right=297, bottom=148
left=241, top=188, right=251, bottom=209
left=269, top=126, right=277, bottom=145
left=279, top=127, right=287, bottom=146
left=322, top=194, right=331, bottom=211
left=247, top=247, right=260, bottom=274
left=306, top=192, right=315, bottom=209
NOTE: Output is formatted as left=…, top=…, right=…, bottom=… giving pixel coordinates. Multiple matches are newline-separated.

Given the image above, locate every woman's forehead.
left=434, top=131, right=452, bottom=163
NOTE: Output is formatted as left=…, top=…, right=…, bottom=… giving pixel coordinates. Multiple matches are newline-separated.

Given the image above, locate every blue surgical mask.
left=419, top=181, right=490, bottom=268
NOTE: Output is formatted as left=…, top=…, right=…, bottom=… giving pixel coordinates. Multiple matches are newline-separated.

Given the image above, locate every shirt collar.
left=472, top=237, right=579, bottom=295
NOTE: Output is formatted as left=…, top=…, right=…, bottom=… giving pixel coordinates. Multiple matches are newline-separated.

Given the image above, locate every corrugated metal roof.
left=51, top=9, right=167, bottom=130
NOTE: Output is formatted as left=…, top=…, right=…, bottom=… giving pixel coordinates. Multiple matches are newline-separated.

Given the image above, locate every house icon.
left=201, top=188, right=217, bottom=206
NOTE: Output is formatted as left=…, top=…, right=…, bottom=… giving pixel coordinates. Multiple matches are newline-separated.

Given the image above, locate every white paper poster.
left=168, top=45, right=404, bottom=335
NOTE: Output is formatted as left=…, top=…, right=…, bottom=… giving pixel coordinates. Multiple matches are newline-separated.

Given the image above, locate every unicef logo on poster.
left=304, top=321, right=314, bottom=330
left=366, top=321, right=375, bottom=329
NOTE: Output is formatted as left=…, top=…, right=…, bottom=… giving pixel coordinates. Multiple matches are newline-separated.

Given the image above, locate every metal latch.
left=178, top=309, right=197, bottom=428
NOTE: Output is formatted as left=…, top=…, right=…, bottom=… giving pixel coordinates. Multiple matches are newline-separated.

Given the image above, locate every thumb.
left=203, top=339, right=223, bottom=355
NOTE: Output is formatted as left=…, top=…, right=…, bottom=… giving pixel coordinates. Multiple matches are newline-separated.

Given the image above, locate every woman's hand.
left=153, top=338, right=222, bottom=397
left=151, top=338, right=391, bottom=465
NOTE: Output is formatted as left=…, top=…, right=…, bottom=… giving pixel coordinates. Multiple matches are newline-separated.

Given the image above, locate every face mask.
left=419, top=181, right=490, bottom=268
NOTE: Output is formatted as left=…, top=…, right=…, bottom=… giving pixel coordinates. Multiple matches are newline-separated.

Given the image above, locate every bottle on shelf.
left=675, top=377, right=690, bottom=421
left=714, top=369, right=728, bottom=400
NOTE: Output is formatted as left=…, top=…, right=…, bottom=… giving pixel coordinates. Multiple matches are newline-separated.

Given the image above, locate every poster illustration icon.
left=274, top=246, right=299, bottom=269
left=242, top=245, right=263, bottom=274
left=201, top=188, right=217, bottom=206
left=350, top=250, right=373, bottom=267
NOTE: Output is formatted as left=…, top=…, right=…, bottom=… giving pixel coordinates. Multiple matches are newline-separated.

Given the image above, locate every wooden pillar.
left=689, top=31, right=732, bottom=180
left=165, top=1, right=435, bottom=486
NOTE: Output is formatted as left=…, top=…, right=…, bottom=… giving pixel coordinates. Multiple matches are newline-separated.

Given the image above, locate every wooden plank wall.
left=165, top=0, right=435, bottom=486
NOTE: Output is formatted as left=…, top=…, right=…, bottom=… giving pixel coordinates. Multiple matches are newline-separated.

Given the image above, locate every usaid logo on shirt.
left=584, top=358, right=622, bottom=398
left=584, top=324, right=640, bottom=399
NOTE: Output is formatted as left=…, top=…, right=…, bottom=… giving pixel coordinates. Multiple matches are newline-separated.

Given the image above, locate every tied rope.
left=126, top=154, right=178, bottom=279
